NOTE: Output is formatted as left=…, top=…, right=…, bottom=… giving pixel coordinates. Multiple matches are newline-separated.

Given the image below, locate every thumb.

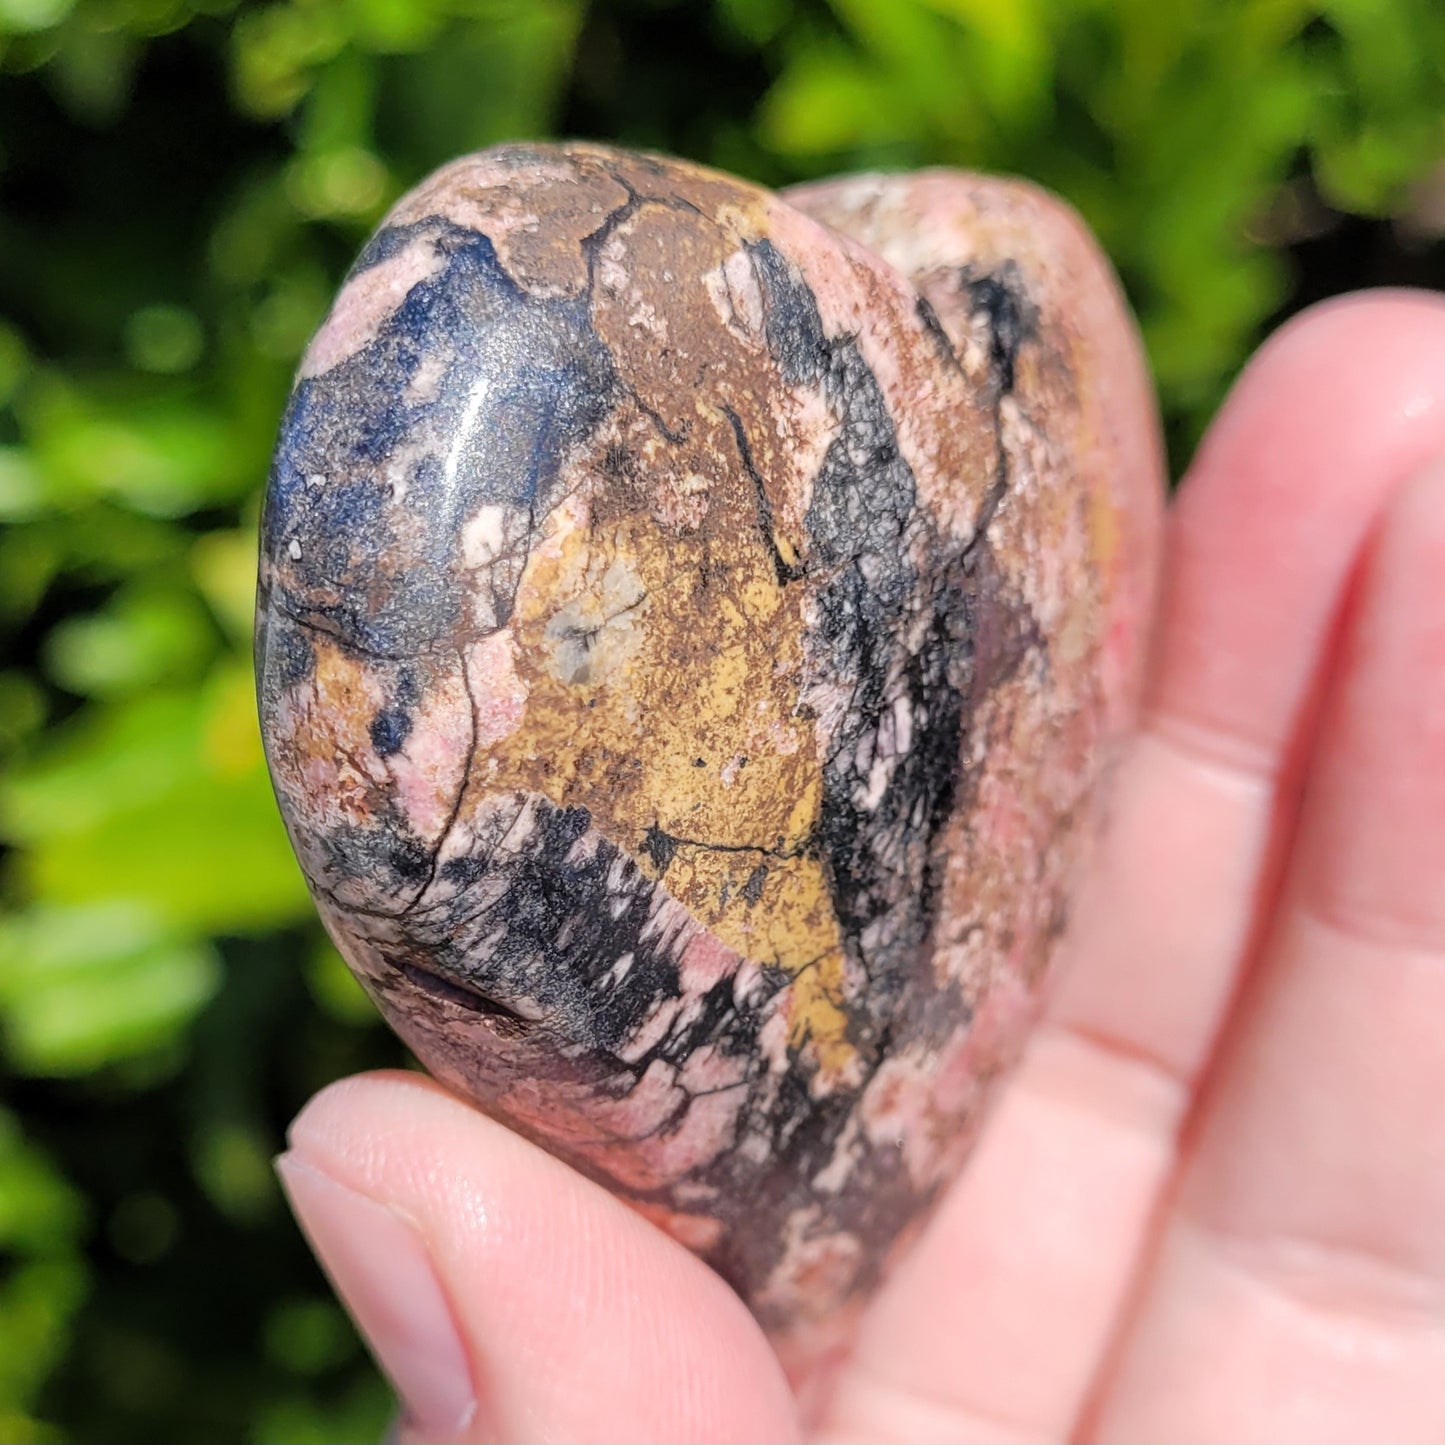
left=276, top=1071, right=800, bottom=1444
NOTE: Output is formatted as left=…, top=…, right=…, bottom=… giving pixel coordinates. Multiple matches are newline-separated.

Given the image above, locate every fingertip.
left=1150, top=286, right=1445, bottom=769
left=283, top=1071, right=801, bottom=1443
left=1379, top=442, right=1445, bottom=536
left=1187, top=288, right=1445, bottom=513
left=1211, top=289, right=1445, bottom=445
left=1295, top=449, right=1445, bottom=945
left=275, top=1148, right=483, bottom=1444
left=285, top=1068, right=474, bottom=1178
left=1091, top=447, right=1445, bottom=1445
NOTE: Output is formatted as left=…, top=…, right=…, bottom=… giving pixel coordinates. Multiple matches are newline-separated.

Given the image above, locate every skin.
left=275, top=288, right=1445, bottom=1442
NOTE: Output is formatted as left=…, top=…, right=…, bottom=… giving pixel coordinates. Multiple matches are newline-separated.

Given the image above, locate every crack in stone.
left=721, top=402, right=807, bottom=586
left=643, top=820, right=812, bottom=868
left=399, top=648, right=479, bottom=916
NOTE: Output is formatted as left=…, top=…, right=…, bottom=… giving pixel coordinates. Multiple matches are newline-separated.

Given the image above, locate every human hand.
left=275, top=290, right=1445, bottom=1445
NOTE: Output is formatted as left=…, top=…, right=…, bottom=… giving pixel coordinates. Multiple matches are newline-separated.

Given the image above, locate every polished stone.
left=256, top=142, right=1160, bottom=1363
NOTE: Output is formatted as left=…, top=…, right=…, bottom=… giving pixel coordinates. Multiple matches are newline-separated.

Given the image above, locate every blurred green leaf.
left=716, top=0, right=792, bottom=46
left=0, top=448, right=46, bottom=523
left=304, top=939, right=377, bottom=1026
left=2, top=693, right=215, bottom=843
left=0, top=1113, right=87, bottom=1424
left=124, top=306, right=205, bottom=376
left=0, top=1109, right=87, bottom=1251
left=43, top=586, right=215, bottom=697
left=283, top=145, right=390, bottom=220
left=0, top=903, right=222, bottom=1074
left=249, top=267, right=333, bottom=361
left=252, top=1374, right=392, bottom=1445
left=760, top=41, right=913, bottom=154
left=231, top=3, right=349, bottom=118
left=0, top=324, right=31, bottom=407
left=24, top=384, right=245, bottom=517
left=262, top=1297, right=357, bottom=1375
left=46, top=24, right=140, bottom=123
left=190, top=528, right=261, bottom=645
left=0, top=1258, right=88, bottom=1419
left=1, top=667, right=310, bottom=937
left=0, top=0, right=75, bottom=36
left=378, top=1, right=586, bottom=165
left=190, top=1119, right=277, bottom=1223
left=0, top=671, right=47, bottom=755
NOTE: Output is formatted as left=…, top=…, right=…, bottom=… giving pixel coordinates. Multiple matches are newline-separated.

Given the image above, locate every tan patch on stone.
left=475, top=162, right=630, bottom=299
left=276, top=640, right=469, bottom=843
left=282, top=640, right=388, bottom=815
left=592, top=217, right=833, bottom=591
left=459, top=408, right=856, bottom=1076
left=383, top=150, right=609, bottom=298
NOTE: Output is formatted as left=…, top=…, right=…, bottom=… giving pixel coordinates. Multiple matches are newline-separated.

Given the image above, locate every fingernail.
left=277, top=1153, right=477, bottom=1442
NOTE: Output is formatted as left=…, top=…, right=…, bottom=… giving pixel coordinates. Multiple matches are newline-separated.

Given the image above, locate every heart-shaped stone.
left=256, top=142, right=1160, bottom=1363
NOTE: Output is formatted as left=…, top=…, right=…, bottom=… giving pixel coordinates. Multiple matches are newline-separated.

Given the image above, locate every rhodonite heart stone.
left=256, top=142, right=1160, bottom=1359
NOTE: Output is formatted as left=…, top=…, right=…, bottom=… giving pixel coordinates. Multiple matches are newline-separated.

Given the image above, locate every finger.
left=821, top=292, right=1445, bottom=1444
left=1058, top=289, right=1445, bottom=1080
left=278, top=1071, right=800, bottom=1445
left=1089, top=456, right=1445, bottom=1444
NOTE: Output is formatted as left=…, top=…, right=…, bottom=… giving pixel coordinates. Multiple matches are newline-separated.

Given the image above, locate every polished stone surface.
left=256, top=142, right=1159, bottom=1361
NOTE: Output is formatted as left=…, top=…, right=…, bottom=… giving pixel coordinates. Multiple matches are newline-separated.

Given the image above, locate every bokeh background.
left=1, top=1, right=1442, bottom=1439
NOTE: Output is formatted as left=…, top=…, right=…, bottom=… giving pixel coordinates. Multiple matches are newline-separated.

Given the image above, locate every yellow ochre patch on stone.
left=489, top=488, right=858, bottom=1082
left=306, top=639, right=379, bottom=773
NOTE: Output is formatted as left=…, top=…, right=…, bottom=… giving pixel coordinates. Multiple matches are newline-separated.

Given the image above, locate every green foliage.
left=754, top=0, right=1445, bottom=422
left=0, top=1, right=1440, bottom=1438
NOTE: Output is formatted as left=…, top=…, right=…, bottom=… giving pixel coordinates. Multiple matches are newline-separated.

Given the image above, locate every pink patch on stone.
left=299, top=240, right=447, bottom=380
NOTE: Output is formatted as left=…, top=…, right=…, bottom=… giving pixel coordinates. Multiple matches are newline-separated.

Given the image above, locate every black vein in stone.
left=645, top=820, right=811, bottom=862
left=961, top=268, right=1024, bottom=569
left=399, top=648, right=479, bottom=916
left=269, top=597, right=454, bottom=664
left=720, top=403, right=806, bottom=586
